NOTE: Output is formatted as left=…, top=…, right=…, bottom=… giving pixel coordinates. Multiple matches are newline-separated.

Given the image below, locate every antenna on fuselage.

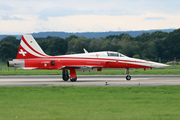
left=83, top=48, right=88, bottom=53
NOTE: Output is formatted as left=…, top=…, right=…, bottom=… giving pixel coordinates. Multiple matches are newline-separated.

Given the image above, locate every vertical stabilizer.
left=16, top=35, right=48, bottom=59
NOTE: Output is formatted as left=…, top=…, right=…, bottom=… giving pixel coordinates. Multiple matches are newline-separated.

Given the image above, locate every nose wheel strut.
left=126, top=68, right=131, bottom=81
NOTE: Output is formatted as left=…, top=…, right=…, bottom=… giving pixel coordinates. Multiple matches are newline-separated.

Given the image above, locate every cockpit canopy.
left=107, top=52, right=127, bottom=57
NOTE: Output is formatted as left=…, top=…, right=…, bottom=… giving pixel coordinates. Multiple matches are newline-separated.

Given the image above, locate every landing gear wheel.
left=63, top=75, right=69, bottom=81
left=70, top=77, right=77, bottom=82
left=62, top=69, right=69, bottom=81
left=126, top=75, right=131, bottom=81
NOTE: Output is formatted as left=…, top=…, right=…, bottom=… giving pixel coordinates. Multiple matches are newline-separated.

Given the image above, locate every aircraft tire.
left=62, top=75, right=69, bottom=81
left=126, top=75, right=131, bottom=81
left=70, top=77, right=77, bottom=82
left=62, top=69, right=69, bottom=81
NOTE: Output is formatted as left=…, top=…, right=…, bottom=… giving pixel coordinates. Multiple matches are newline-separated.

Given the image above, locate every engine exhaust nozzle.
left=7, top=61, right=15, bottom=67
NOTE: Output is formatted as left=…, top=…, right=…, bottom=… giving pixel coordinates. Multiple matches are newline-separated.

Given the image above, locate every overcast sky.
left=0, top=0, right=180, bottom=34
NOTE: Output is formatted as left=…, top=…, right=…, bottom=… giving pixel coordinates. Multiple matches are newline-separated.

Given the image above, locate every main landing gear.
left=70, top=77, right=77, bottom=82
left=62, top=69, right=77, bottom=82
left=62, top=69, right=69, bottom=81
left=126, top=68, right=131, bottom=81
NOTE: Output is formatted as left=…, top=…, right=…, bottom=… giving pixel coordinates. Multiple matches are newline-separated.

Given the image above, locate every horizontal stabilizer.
left=21, top=67, right=38, bottom=70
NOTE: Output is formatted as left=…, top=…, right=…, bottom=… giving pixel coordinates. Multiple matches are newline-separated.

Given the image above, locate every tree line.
left=0, top=29, right=180, bottom=62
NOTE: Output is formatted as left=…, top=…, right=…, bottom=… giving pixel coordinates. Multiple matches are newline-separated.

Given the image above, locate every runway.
left=0, top=75, right=180, bottom=86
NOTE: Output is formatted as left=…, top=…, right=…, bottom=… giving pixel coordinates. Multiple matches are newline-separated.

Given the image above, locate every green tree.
left=68, top=37, right=90, bottom=54
left=0, top=36, right=20, bottom=46
left=47, top=37, right=67, bottom=55
left=0, top=42, right=18, bottom=61
left=88, top=39, right=100, bottom=52
left=117, top=34, right=136, bottom=57
left=65, top=35, right=78, bottom=42
left=37, top=36, right=67, bottom=56
left=162, top=29, right=180, bottom=59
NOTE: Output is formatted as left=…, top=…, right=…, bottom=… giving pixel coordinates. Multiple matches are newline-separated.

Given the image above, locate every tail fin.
left=16, top=35, right=48, bottom=59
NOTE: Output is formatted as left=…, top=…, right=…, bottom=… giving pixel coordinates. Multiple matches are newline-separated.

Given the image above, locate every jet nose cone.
left=152, top=63, right=169, bottom=68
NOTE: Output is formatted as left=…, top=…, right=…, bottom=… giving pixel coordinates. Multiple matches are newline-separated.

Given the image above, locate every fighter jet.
left=8, top=35, right=168, bottom=82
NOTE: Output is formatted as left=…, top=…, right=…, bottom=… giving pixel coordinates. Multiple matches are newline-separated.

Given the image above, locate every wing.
left=61, top=65, right=104, bottom=69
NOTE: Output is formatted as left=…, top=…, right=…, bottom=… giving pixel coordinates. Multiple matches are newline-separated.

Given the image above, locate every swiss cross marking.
left=19, top=49, right=27, bottom=56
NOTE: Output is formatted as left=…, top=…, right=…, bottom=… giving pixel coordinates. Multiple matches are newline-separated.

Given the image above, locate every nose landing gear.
left=126, top=68, right=131, bottom=81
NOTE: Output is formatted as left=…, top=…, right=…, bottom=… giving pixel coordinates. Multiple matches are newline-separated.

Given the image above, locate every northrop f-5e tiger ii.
left=8, top=35, right=168, bottom=82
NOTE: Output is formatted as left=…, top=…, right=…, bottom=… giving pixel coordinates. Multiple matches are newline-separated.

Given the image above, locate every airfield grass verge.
left=0, top=86, right=180, bottom=120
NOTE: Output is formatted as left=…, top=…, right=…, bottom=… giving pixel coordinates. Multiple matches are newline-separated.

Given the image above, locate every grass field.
left=0, top=86, right=180, bottom=120
left=0, top=63, right=180, bottom=75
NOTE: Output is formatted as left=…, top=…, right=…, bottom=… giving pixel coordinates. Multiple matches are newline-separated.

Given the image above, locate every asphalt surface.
left=0, top=75, right=180, bottom=86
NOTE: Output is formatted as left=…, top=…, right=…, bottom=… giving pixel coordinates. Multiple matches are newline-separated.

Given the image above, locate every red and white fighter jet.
left=8, top=35, right=168, bottom=81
